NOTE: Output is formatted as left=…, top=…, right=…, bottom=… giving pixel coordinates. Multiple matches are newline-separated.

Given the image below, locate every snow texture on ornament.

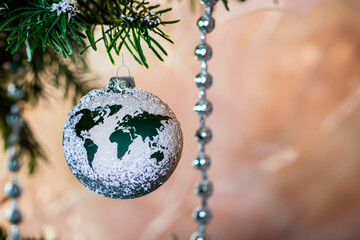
left=63, top=87, right=183, bottom=199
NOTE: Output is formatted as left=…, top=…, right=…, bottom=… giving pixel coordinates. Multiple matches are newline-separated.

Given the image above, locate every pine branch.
left=0, top=28, right=95, bottom=174
left=0, top=0, right=180, bottom=68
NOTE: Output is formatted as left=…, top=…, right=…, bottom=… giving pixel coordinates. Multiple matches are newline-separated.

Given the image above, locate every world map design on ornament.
left=73, top=104, right=171, bottom=169
left=62, top=88, right=183, bottom=199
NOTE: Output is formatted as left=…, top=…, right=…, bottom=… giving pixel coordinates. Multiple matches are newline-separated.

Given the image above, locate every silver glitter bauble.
left=193, top=206, right=213, bottom=224
left=5, top=182, right=22, bottom=199
left=198, top=15, right=215, bottom=33
left=6, top=208, right=22, bottom=224
left=191, top=232, right=210, bottom=240
left=195, top=180, right=213, bottom=198
left=194, top=73, right=213, bottom=89
left=8, top=157, right=21, bottom=172
left=195, top=127, right=212, bottom=144
left=192, top=154, right=211, bottom=171
left=193, top=100, right=213, bottom=118
left=195, top=44, right=212, bottom=61
left=200, top=0, right=219, bottom=6
left=63, top=81, right=183, bottom=199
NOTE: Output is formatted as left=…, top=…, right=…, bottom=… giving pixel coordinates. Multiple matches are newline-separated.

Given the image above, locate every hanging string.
left=191, top=0, right=218, bottom=239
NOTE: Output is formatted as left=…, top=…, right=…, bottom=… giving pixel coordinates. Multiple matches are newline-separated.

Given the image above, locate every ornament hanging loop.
left=109, top=54, right=135, bottom=92
left=116, top=54, right=131, bottom=77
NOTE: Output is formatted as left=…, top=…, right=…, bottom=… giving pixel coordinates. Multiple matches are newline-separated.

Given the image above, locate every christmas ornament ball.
left=63, top=81, right=183, bottom=199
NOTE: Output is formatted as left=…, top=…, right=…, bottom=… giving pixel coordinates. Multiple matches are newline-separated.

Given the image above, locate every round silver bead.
left=10, top=105, right=19, bottom=114
left=195, top=180, right=213, bottom=198
left=6, top=112, right=21, bottom=127
left=7, top=84, right=26, bottom=102
left=198, top=15, right=215, bottom=33
left=191, top=232, right=210, bottom=240
left=193, top=206, right=213, bottom=224
left=200, top=0, right=219, bottom=5
left=195, top=44, right=212, bottom=61
left=6, top=207, right=23, bottom=224
left=8, top=157, right=21, bottom=172
left=5, top=182, right=22, bottom=199
left=8, top=131, right=20, bottom=145
left=194, top=73, right=213, bottom=89
left=195, top=127, right=212, bottom=144
left=194, top=100, right=213, bottom=117
left=192, top=155, right=211, bottom=171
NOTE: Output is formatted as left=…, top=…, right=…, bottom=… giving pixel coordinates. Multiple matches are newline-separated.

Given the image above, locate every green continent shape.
left=74, top=104, right=123, bottom=139
left=73, top=104, right=123, bottom=168
left=110, top=111, right=171, bottom=163
left=109, top=129, right=133, bottom=160
left=151, top=151, right=164, bottom=163
left=109, top=104, right=123, bottom=117
left=119, top=111, right=171, bottom=142
left=84, top=139, right=98, bottom=168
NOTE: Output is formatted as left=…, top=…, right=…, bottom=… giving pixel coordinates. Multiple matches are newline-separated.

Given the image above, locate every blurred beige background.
left=2, top=0, right=360, bottom=239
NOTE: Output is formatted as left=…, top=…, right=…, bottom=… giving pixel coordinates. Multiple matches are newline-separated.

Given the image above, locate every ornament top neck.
left=109, top=76, right=136, bottom=92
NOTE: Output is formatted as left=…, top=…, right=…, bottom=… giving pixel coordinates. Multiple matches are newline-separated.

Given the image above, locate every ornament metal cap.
left=109, top=76, right=135, bottom=92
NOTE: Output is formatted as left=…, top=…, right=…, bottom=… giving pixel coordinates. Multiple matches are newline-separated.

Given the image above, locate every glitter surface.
left=62, top=87, right=183, bottom=199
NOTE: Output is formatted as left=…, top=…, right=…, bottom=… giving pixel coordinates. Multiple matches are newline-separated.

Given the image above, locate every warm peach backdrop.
left=2, top=0, right=360, bottom=239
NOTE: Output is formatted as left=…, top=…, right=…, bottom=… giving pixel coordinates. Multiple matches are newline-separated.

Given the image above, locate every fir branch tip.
left=50, top=0, right=79, bottom=21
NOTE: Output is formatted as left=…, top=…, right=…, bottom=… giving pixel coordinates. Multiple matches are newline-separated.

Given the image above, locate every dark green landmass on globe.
left=110, top=111, right=171, bottom=161
left=83, top=139, right=98, bottom=166
left=116, top=112, right=171, bottom=142
left=73, top=105, right=171, bottom=168
left=74, top=104, right=123, bottom=139
left=109, top=128, right=133, bottom=160
left=151, top=151, right=165, bottom=162
left=74, top=104, right=122, bottom=167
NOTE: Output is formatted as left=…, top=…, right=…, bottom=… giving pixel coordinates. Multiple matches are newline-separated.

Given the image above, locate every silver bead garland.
left=5, top=84, right=25, bottom=240
left=191, top=0, right=218, bottom=239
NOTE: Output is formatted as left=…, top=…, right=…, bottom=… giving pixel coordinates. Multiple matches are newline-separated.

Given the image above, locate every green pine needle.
left=0, top=0, right=180, bottom=68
